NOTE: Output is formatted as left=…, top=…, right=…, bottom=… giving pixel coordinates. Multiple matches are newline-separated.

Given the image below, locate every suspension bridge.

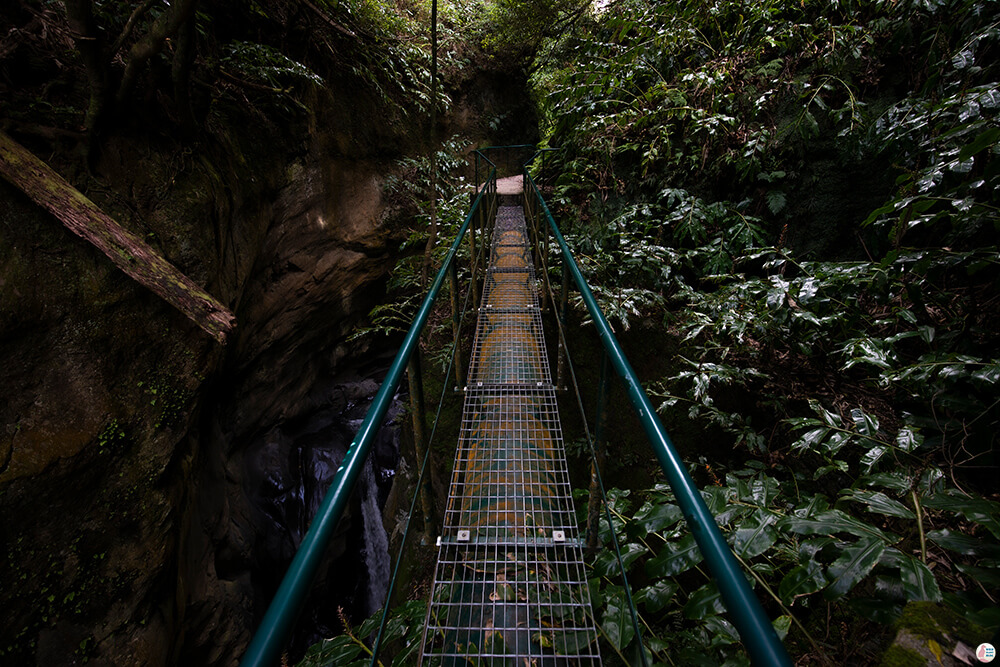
left=240, top=148, right=793, bottom=666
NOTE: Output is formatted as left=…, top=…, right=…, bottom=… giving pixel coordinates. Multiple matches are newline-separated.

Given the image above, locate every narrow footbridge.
left=240, top=148, right=793, bottom=667
left=419, top=202, right=600, bottom=663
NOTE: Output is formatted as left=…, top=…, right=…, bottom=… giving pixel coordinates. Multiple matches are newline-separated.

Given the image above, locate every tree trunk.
left=62, top=0, right=111, bottom=139
left=421, top=0, right=439, bottom=289
left=0, top=131, right=235, bottom=344
left=116, top=0, right=200, bottom=107
left=172, top=16, right=198, bottom=134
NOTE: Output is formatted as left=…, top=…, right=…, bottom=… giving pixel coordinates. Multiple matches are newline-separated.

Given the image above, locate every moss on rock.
left=880, top=644, right=927, bottom=667
left=897, top=600, right=986, bottom=646
left=879, top=601, right=991, bottom=667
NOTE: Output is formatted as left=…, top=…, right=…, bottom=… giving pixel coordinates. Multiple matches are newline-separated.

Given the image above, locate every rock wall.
left=0, top=86, right=412, bottom=665
left=0, top=37, right=542, bottom=662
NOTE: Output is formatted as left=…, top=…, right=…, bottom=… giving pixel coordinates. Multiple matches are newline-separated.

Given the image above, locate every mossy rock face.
left=879, top=601, right=990, bottom=667
left=897, top=601, right=985, bottom=646
left=881, top=644, right=928, bottom=667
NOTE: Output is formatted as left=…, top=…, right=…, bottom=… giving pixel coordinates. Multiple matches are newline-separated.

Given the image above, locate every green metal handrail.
left=240, top=167, right=497, bottom=667
left=523, top=171, right=793, bottom=667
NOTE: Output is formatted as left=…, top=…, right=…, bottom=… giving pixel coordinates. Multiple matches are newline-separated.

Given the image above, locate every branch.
left=171, top=16, right=198, bottom=132
left=110, top=0, right=158, bottom=55
left=62, top=0, right=111, bottom=134
left=115, top=0, right=199, bottom=106
left=218, top=69, right=288, bottom=94
left=0, top=131, right=236, bottom=344
left=298, top=0, right=357, bottom=38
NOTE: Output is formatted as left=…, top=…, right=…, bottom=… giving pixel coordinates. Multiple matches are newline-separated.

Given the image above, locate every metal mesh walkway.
left=420, top=206, right=602, bottom=665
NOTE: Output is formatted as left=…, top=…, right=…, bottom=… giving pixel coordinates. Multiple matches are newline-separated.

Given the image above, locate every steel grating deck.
left=420, top=206, right=602, bottom=665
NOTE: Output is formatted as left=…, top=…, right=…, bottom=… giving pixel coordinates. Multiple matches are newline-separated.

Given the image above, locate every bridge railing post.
left=555, top=256, right=570, bottom=389
left=406, top=352, right=437, bottom=544
left=586, top=350, right=611, bottom=554
left=468, top=196, right=479, bottom=311
left=447, top=260, right=464, bottom=386
left=539, top=195, right=550, bottom=313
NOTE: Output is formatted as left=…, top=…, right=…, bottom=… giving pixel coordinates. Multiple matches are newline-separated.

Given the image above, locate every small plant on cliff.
left=297, top=601, right=427, bottom=667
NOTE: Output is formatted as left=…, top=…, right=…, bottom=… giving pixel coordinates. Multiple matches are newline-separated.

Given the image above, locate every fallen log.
left=0, top=131, right=236, bottom=344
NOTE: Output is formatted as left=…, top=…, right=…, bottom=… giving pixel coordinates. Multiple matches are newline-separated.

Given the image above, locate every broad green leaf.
left=391, top=637, right=421, bottom=667
left=825, top=538, right=886, bottom=599
left=766, top=190, right=787, bottom=214
left=299, top=637, right=363, bottom=665
left=792, top=427, right=830, bottom=451
left=633, top=500, right=684, bottom=534
left=779, top=560, right=827, bottom=603
left=800, top=536, right=836, bottom=560
left=701, top=486, right=729, bottom=514
left=684, top=581, right=724, bottom=620
left=732, top=509, right=779, bottom=558
left=715, top=503, right=752, bottom=527
left=924, top=490, right=1000, bottom=539
left=635, top=580, right=678, bottom=613
left=927, top=529, right=1000, bottom=557
left=955, top=563, right=1000, bottom=589
left=847, top=597, right=903, bottom=624
left=861, top=445, right=889, bottom=472
left=588, top=577, right=603, bottom=608
left=895, top=427, right=923, bottom=452
left=645, top=635, right=670, bottom=653
left=897, top=552, right=942, bottom=602
left=841, top=337, right=893, bottom=370
left=840, top=489, right=915, bottom=519
left=484, top=629, right=509, bottom=654
left=864, top=203, right=896, bottom=226
left=952, top=48, right=974, bottom=69
left=782, top=509, right=891, bottom=542
left=550, top=629, right=597, bottom=656
left=803, top=109, right=819, bottom=135
left=970, top=362, right=1000, bottom=385
left=918, top=467, right=945, bottom=495
left=825, top=431, right=852, bottom=454
left=875, top=571, right=906, bottom=600
left=594, top=542, right=647, bottom=577
left=772, top=615, right=793, bottom=640
left=851, top=408, right=879, bottom=436
left=747, top=475, right=781, bottom=506
left=357, top=615, right=380, bottom=639
left=798, top=277, right=819, bottom=302
left=602, top=587, right=636, bottom=651
left=380, top=616, right=408, bottom=644
left=859, top=472, right=912, bottom=492
left=951, top=599, right=1000, bottom=630
left=645, top=534, right=704, bottom=577
left=809, top=399, right=842, bottom=427
left=703, top=615, right=740, bottom=645
left=813, top=460, right=849, bottom=479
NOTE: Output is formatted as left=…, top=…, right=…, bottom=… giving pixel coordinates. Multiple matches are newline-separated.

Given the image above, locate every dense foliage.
left=0, top=0, right=449, bottom=161
left=528, top=0, right=1000, bottom=663
left=294, top=1, right=1000, bottom=665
